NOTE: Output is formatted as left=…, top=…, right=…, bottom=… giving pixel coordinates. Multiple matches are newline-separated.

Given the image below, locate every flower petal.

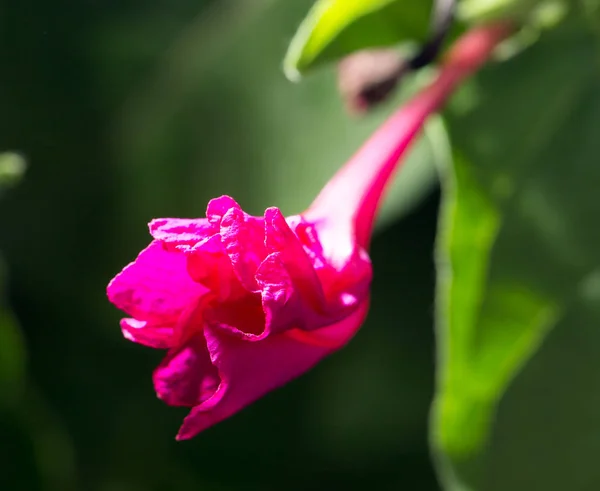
left=219, top=207, right=266, bottom=291
left=206, top=195, right=241, bottom=226
left=149, top=218, right=214, bottom=251
left=255, top=252, right=337, bottom=336
left=154, top=334, right=220, bottom=407
left=264, top=208, right=326, bottom=310
left=186, top=235, right=246, bottom=301
left=285, top=297, right=370, bottom=349
left=204, top=293, right=267, bottom=339
left=175, top=300, right=370, bottom=439
left=257, top=209, right=371, bottom=332
left=107, top=240, right=207, bottom=323
left=120, top=318, right=176, bottom=349
left=255, top=252, right=297, bottom=334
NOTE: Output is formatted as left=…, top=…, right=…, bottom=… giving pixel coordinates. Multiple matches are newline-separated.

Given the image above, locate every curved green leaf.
left=433, top=12, right=600, bottom=490
left=284, top=0, right=431, bottom=80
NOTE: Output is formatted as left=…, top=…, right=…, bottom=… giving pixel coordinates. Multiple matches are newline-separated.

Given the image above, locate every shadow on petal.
left=175, top=301, right=370, bottom=439
left=154, top=333, right=220, bottom=408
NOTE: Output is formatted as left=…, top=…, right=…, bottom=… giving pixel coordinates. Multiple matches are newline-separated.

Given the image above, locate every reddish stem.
left=305, top=22, right=513, bottom=250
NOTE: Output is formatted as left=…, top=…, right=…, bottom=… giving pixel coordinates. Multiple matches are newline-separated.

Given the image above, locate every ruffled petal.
left=175, top=300, right=370, bottom=439
left=203, top=196, right=267, bottom=292
left=154, top=334, right=220, bottom=407
left=120, top=318, right=176, bottom=349
left=255, top=252, right=296, bottom=334
left=219, top=207, right=266, bottom=292
left=149, top=218, right=214, bottom=251
left=255, top=252, right=333, bottom=335
left=186, top=235, right=246, bottom=301
left=206, top=195, right=241, bottom=226
left=257, top=209, right=371, bottom=332
left=107, top=241, right=207, bottom=323
left=264, top=208, right=326, bottom=310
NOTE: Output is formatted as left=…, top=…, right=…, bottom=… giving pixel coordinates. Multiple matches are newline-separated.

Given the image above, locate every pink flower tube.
left=107, top=23, right=510, bottom=440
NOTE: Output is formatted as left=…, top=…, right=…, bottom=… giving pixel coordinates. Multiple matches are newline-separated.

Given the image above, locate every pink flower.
left=107, top=23, right=510, bottom=440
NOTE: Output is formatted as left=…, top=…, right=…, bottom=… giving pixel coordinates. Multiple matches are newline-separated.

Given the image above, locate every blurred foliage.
left=0, top=257, right=27, bottom=407
left=457, top=0, right=582, bottom=28
left=0, top=153, right=26, bottom=191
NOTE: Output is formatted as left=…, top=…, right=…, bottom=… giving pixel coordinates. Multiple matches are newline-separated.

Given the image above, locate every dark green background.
left=0, top=1, right=441, bottom=489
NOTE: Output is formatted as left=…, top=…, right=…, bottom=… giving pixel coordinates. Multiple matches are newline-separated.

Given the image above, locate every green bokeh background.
left=0, top=1, right=441, bottom=489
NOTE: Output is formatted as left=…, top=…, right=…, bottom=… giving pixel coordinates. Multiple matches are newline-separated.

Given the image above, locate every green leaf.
left=433, top=13, right=600, bottom=490
left=477, top=284, right=600, bottom=491
left=283, top=0, right=432, bottom=80
left=458, top=0, right=556, bottom=23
